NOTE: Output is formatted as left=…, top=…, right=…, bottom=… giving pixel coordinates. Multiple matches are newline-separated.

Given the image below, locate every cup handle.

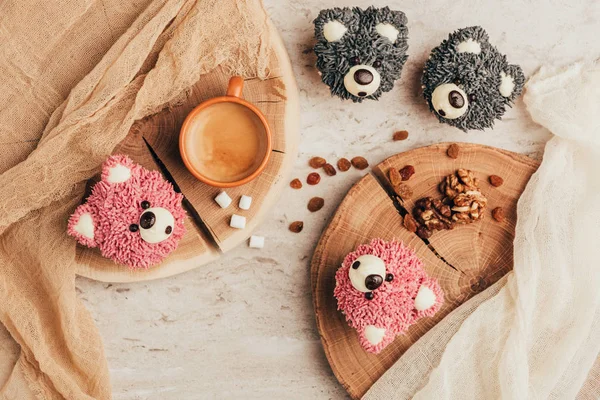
left=226, top=76, right=244, bottom=98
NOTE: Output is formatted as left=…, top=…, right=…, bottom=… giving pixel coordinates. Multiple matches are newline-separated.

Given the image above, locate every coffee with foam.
left=183, top=102, right=268, bottom=183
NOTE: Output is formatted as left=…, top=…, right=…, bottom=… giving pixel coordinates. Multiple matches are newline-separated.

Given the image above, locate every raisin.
left=492, top=207, right=505, bottom=222
left=289, top=221, right=304, bottom=233
left=489, top=175, right=504, bottom=187
left=309, top=157, right=326, bottom=169
left=393, top=130, right=409, bottom=141
left=399, top=165, right=415, bottom=181
left=323, top=163, right=337, bottom=176
left=403, top=214, right=418, bottom=233
left=307, top=172, right=321, bottom=185
left=289, top=178, right=302, bottom=189
left=307, top=197, right=325, bottom=212
left=389, top=168, right=402, bottom=187
left=337, top=158, right=351, bottom=172
left=351, top=156, right=369, bottom=170
left=447, top=143, right=460, bottom=159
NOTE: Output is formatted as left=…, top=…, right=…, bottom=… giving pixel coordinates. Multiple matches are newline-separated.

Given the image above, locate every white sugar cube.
left=230, top=214, right=246, bottom=229
left=239, top=195, right=253, bottom=210
left=214, top=191, right=232, bottom=209
left=249, top=235, right=264, bottom=249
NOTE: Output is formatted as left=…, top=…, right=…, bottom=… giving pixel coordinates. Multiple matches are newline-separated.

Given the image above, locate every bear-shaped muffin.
left=422, top=26, right=525, bottom=131
left=334, top=239, right=444, bottom=353
left=313, top=6, right=408, bottom=102
left=68, top=155, right=186, bottom=269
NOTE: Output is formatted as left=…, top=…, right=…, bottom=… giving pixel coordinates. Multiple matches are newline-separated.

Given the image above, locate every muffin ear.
left=452, top=26, right=489, bottom=55
left=101, top=155, right=134, bottom=184
left=68, top=204, right=97, bottom=248
left=371, top=7, right=408, bottom=44
left=500, top=64, right=526, bottom=99
left=314, top=7, right=357, bottom=43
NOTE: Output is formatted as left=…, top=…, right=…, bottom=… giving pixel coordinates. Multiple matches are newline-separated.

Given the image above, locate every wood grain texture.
left=75, top=22, right=299, bottom=282
left=312, top=143, right=539, bottom=399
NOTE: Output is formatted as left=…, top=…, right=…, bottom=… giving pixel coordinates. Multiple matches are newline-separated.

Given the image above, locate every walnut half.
left=413, top=169, right=488, bottom=238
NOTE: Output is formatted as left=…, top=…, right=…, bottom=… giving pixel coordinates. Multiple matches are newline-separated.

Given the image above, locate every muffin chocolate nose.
left=354, top=69, right=374, bottom=85
left=365, top=274, right=383, bottom=291
left=449, top=90, right=465, bottom=108
left=140, top=211, right=156, bottom=229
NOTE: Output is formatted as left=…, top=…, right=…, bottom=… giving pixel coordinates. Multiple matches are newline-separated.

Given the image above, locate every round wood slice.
left=75, top=21, right=299, bottom=282
left=311, top=143, right=539, bottom=399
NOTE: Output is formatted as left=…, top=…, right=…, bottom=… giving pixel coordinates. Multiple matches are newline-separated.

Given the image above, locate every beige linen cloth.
left=0, top=0, right=274, bottom=398
left=365, top=61, right=600, bottom=399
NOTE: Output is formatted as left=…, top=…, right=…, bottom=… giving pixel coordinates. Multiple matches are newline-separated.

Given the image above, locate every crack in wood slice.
left=143, top=137, right=221, bottom=252
left=371, top=168, right=461, bottom=272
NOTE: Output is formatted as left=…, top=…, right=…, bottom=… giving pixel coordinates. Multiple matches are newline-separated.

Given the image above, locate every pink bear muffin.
left=68, top=155, right=186, bottom=269
left=334, top=238, right=444, bottom=353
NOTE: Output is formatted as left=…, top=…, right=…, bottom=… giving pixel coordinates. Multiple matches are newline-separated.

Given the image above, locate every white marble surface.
left=75, top=1, right=600, bottom=399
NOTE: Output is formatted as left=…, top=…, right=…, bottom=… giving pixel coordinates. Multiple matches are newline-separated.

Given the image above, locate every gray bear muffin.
left=422, top=26, right=525, bottom=131
left=313, top=7, right=408, bottom=102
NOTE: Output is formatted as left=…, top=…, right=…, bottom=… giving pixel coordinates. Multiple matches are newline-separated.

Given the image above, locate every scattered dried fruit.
left=323, top=163, right=337, bottom=176
left=403, top=214, right=418, bottom=233
left=489, top=175, right=504, bottom=187
left=447, top=143, right=460, bottom=159
left=307, top=172, right=321, bottom=185
left=309, top=157, right=327, bottom=169
left=492, top=207, right=505, bottom=222
left=337, top=158, right=351, bottom=172
left=399, top=165, right=415, bottom=181
left=395, top=183, right=413, bottom=199
left=307, top=197, right=325, bottom=212
left=289, top=221, right=304, bottom=233
left=393, top=130, right=409, bottom=141
left=290, top=178, right=302, bottom=189
left=351, top=156, right=369, bottom=170
left=416, top=225, right=432, bottom=240
left=389, top=168, right=402, bottom=187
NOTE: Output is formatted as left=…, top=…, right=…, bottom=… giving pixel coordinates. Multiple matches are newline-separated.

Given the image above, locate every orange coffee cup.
left=179, top=76, right=272, bottom=188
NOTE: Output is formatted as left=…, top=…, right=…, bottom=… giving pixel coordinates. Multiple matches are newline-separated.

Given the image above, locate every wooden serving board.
left=311, top=143, right=539, bottom=399
left=75, top=22, right=299, bottom=282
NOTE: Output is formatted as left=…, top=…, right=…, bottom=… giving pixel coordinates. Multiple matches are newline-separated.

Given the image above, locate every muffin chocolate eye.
left=129, top=224, right=139, bottom=232
left=350, top=56, right=360, bottom=66
left=385, top=273, right=394, bottom=282
left=449, top=90, right=465, bottom=108
left=352, top=261, right=361, bottom=269
left=165, top=226, right=172, bottom=234
left=141, top=201, right=150, bottom=209
left=365, top=292, right=374, bottom=300
left=373, top=59, right=382, bottom=68
left=469, top=93, right=477, bottom=102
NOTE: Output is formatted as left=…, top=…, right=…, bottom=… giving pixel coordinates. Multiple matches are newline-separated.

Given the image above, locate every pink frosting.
left=334, top=238, right=444, bottom=353
left=68, top=155, right=186, bottom=269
